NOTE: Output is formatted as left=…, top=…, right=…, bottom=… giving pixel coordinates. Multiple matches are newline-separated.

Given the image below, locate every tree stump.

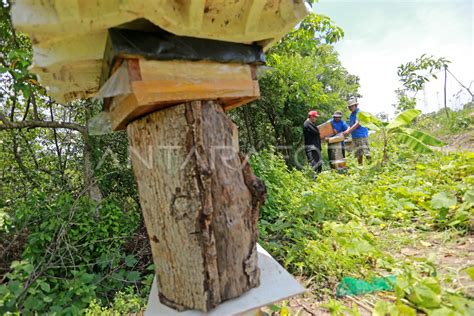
left=127, top=100, right=266, bottom=312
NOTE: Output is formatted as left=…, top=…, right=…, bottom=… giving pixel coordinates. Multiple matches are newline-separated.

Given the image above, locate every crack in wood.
left=185, top=101, right=221, bottom=310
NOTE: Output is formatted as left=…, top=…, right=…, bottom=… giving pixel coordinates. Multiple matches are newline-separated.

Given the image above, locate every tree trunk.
left=383, top=134, right=389, bottom=164
left=82, top=136, right=103, bottom=202
left=127, top=100, right=265, bottom=312
left=243, top=106, right=256, bottom=151
left=444, top=67, right=449, bottom=118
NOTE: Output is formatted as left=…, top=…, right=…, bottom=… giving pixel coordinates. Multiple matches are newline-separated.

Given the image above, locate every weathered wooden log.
left=127, top=100, right=266, bottom=312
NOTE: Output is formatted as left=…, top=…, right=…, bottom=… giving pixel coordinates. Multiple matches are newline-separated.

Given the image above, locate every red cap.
left=308, top=110, right=319, bottom=117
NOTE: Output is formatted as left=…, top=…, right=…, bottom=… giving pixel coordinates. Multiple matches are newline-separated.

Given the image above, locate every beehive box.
left=12, top=0, right=308, bottom=103
left=318, top=121, right=337, bottom=139
left=105, top=58, right=260, bottom=130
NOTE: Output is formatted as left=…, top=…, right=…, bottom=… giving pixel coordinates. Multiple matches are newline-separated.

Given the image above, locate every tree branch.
left=446, top=69, right=473, bottom=97
left=12, top=131, right=38, bottom=186
left=21, top=89, right=32, bottom=121
left=0, top=111, right=86, bottom=135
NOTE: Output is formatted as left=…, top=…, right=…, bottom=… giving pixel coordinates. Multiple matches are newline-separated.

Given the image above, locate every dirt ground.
left=399, top=231, right=474, bottom=297
left=266, top=231, right=473, bottom=315
left=440, top=129, right=474, bottom=153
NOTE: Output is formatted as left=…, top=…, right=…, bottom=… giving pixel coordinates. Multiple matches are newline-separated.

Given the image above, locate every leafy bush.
left=374, top=261, right=474, bottom=315
left=301, top=221, right=393, bottom=288
left=251, top=146, right=473, bottom=300
left=84, top=284, right=152, bottom=316
left=416, top=107, right=474, bottom=136
left=0, top=192, right=150, bottom=314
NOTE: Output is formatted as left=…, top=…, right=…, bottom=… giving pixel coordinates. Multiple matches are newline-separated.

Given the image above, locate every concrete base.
left=145, top=244, right=306, bottom=315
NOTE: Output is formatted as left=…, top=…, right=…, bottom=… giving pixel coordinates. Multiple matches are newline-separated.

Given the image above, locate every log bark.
left=127, top=100, right=265, bottom=312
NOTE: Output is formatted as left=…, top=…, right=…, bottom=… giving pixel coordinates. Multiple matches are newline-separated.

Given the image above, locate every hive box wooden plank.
left=318, top=121, right=337, bottom=139
left=327, top=134, right=345, bottom=143
left=106, top=59, right=260, bottom=130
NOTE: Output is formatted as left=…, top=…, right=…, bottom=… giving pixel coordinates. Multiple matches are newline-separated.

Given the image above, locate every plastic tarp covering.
left=88, top=62, right=131, bottom=135
left=96, top=62, right=131, bottom=99
left=107, top=27, right=266, bottom=65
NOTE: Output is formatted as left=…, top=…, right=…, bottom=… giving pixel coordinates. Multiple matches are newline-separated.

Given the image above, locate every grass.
left=252, top=138, right=473, bottom=314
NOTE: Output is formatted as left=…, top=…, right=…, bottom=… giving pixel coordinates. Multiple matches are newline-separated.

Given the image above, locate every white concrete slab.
left=145, top=244, right=306, bottom=316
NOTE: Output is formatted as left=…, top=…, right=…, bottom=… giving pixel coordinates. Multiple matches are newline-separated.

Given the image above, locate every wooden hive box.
left=318, top=121, right=337, bottom=139
left=104, top=58, right=260, bottom=130
left=12, top=0, right=308, bottom=103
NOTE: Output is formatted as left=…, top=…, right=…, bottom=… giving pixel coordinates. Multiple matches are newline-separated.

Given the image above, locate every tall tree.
left=397, top=54, right=450, bottom=117
left=0, top=2, right=101, bottom=200
left=229, top=13, right=360, bottom=167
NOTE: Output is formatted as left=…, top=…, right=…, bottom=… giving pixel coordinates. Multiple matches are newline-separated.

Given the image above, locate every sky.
left=312, top=0, right=473, bottom=117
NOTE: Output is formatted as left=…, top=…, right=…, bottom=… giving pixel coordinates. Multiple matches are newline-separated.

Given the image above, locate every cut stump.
left=127, top=100, right=266, bottom=312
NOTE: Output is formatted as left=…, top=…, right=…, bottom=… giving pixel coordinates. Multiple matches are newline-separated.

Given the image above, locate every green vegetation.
left=229, top=14, right=359, bottom=165
left=416, top=105, right=474, bottom=138
left=357, top=109, right=445, bottom=162
left=0, top=193, right=153, bottom=314
left=394, top=55, right=450, bottom=116
left=1, top=0, right=473, bottom=315
left=253, top=144, right=473, bottom=314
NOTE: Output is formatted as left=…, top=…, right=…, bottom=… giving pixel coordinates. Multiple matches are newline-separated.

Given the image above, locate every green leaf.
left=8, top=280, right=23, bottom=296
left=146, top=264, right=156, bottom=271
left=357, top=111, right=382, bottom=130
left=22, top=263, right=34, bottom=274
left=429, top=306, right=457, bottom=316
left=387, top=109, right=422, bottom=130
left=400, top=127, right=445, bottom=147
left=124, top=255, right=138, bottom=267
left=464, top=266, right=474, bottom=281
left=373, top=301, right=400, bottom=316
left=396, top=132, right=433, bottom=153
left=448, top=294, right=473, bottom=313
left=79, top=273, right=95, bottom=283
left=463, top=190, right=474, bottom=204
left=431, top=192, right=457, bottom=209
left=127, top=271, right=141, bottom=282
left=43, top=295, right=53, bottom=303
left=10, top=260, right=21, bottom=269
left=269, top=304, right=281, bottom=312
left=39, top=282, right=50, bottom=293
left=408, top=278, right=442, bottom=309
left=395, top=303, right=417, bottom=315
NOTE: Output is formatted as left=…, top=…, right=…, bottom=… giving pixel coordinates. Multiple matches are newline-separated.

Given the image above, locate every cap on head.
left=333, top=111, right=343, bottom=118
left=308, top=110, right=319, bottom=118
left=347, top=97, right=358, bottom=108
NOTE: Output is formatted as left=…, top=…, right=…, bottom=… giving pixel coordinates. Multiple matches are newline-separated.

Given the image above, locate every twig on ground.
left=300, top=303, right=317, bottom=316
left=345, top=296, right=373, bottom=313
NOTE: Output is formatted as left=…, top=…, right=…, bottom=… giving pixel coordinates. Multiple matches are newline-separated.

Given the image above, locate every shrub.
left=0, top=192, right=149, bottom=314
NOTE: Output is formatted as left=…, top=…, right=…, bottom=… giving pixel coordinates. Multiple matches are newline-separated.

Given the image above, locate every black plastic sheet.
left=106, top=27, right=266, bottom=65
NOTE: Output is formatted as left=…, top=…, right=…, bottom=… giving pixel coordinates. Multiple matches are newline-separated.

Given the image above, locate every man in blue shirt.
left=343, top=97, right=371, bottom=164
left=328, top=111, right=348, bottom=165
left=331, top=111, right=348, bottom=134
